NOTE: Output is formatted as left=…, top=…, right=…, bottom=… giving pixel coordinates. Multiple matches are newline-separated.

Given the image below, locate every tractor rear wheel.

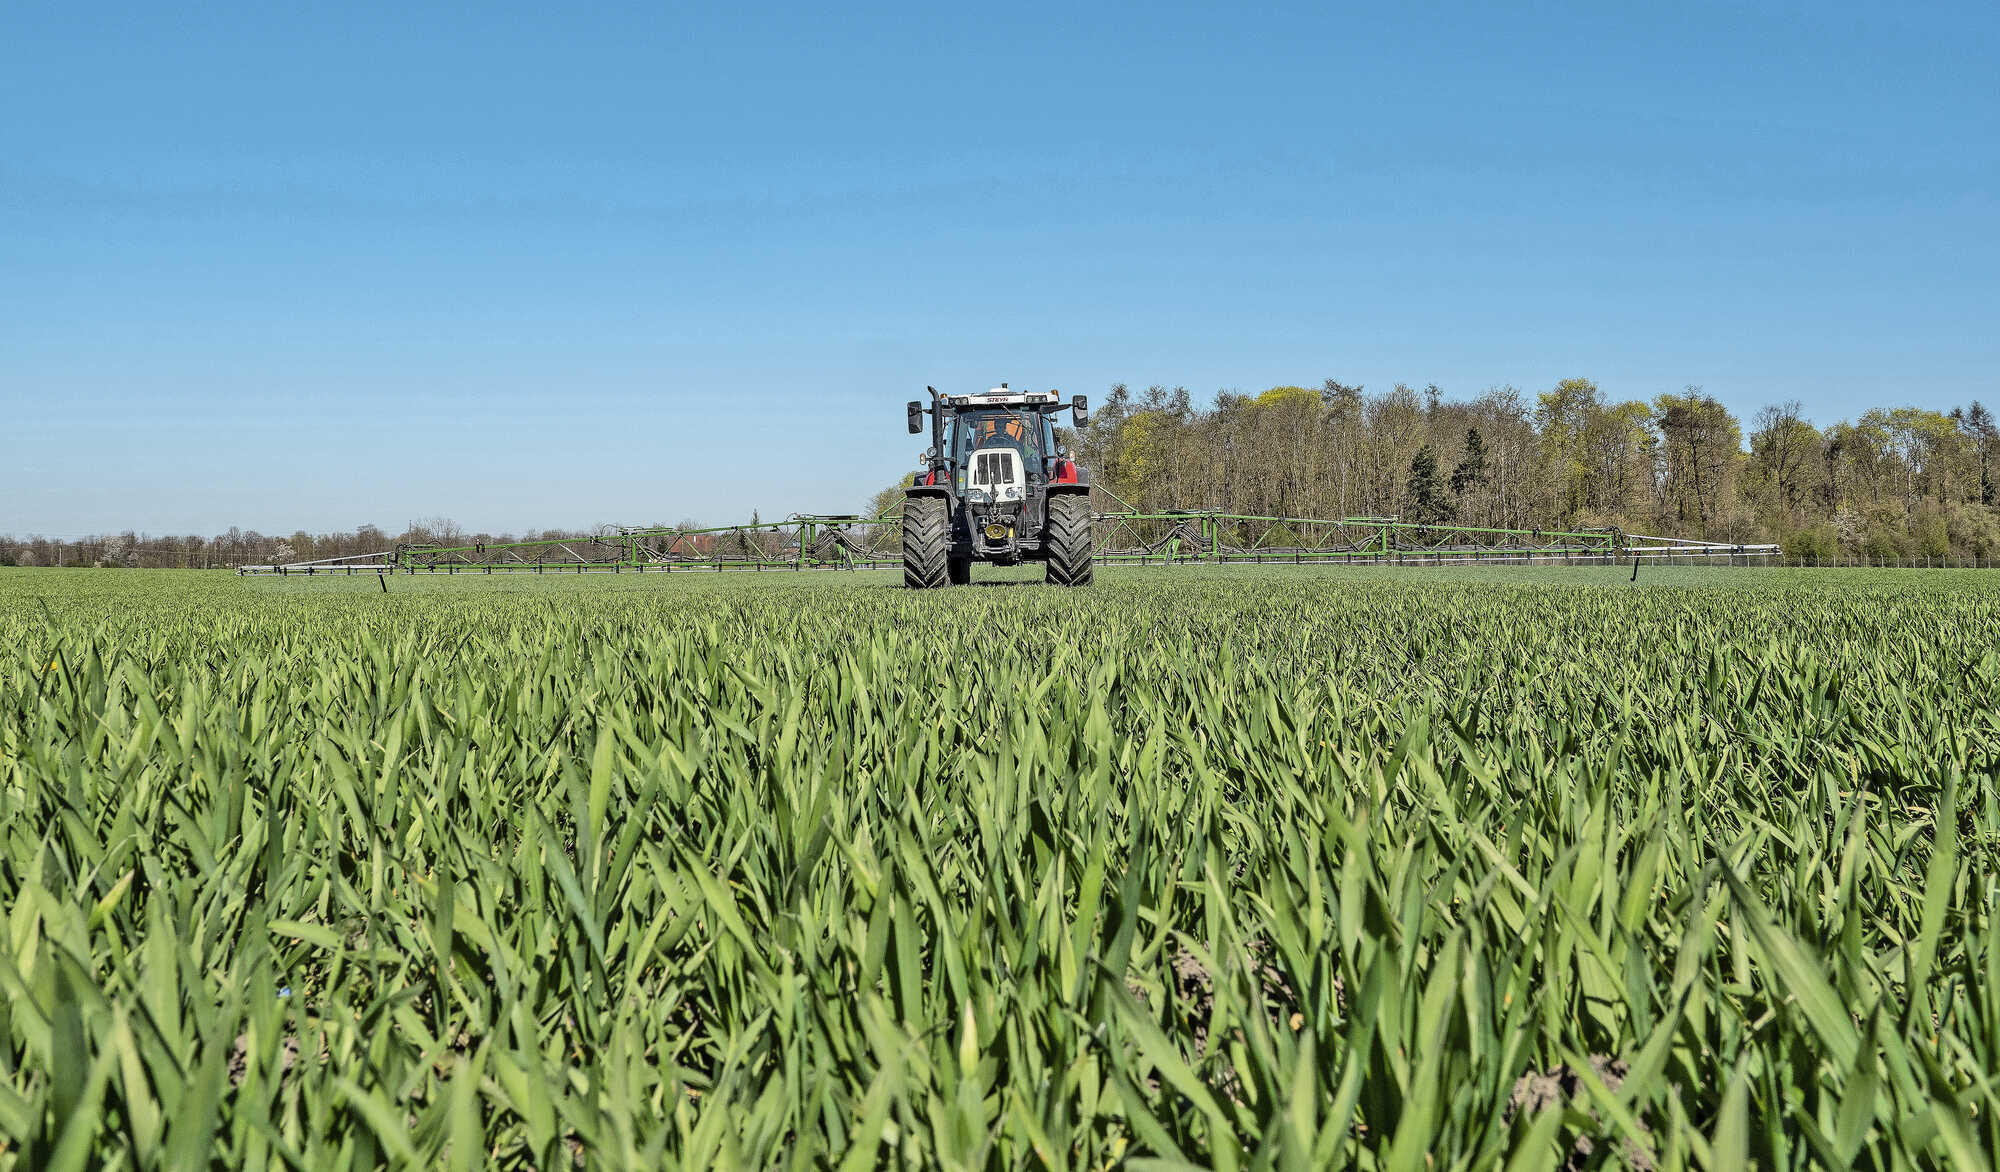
left=902, top=495, right=950, bottom=589
left=1044, top=493, right=1094, bottom=586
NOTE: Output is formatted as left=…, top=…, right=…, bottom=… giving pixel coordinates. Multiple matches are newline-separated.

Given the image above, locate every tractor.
left=903, top=385, right=1094, bottom=587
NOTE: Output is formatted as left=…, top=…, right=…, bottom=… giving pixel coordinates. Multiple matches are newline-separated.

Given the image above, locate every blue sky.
left=4, top=1, right=1995, bottom=536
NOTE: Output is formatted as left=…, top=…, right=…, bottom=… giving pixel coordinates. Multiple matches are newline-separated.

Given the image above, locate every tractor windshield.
left=952, top=409, right=1053, bottom=466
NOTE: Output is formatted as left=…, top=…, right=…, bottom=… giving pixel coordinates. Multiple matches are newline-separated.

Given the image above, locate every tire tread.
left=902, top=495, right=950, bottom=589
left=1044, top=493, right=1094, bottom=586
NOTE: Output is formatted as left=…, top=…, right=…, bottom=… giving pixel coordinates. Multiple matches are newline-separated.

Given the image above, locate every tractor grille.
left=976, top=452, right=1011, bottom=485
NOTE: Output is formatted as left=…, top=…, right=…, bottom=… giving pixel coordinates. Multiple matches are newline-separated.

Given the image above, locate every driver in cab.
left=974, top=415, right=1037, bottom=460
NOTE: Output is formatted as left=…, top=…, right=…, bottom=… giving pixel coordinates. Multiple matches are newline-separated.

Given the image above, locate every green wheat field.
left=3, top=565, right=1997, bottom=1170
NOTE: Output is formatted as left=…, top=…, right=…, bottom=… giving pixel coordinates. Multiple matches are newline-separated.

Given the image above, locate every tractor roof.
left=939, top=388, right=1062, bottom=409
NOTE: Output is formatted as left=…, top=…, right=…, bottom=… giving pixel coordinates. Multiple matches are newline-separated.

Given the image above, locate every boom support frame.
left=239, top=503, right=1775, bottom=575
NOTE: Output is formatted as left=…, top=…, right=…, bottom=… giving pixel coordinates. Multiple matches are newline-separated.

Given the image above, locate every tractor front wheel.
left=902, top=495, right=950, bottom=589
left=1044, top=493, right=1094, bottom=586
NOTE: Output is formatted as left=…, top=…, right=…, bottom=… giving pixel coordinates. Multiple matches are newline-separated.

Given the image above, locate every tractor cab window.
left=953, top=410, right=1053, bottom=467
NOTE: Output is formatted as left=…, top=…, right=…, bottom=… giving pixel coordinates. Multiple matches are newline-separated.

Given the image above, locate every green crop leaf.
left=3, top=563, right=1993, bottom=1168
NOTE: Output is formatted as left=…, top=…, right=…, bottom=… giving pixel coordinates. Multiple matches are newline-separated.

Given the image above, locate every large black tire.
left=948, top=555, right=971, bottom=585
left=1044, top=492, right=1094, bottom=586
left=902, top=494, right=950, bottom=589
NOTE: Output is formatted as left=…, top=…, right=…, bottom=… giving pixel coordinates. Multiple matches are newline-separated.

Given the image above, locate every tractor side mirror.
left=906, top=401, right=924, bottom=434
left=1071, top=395, right=1089, bottom=428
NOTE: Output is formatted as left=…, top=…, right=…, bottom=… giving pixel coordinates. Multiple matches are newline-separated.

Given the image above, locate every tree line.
left=0, top=519, right=627, bottom=570
left=14, top=379, right=2000, bottom=567
left=1066, top=379, right=2000, bottom=560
